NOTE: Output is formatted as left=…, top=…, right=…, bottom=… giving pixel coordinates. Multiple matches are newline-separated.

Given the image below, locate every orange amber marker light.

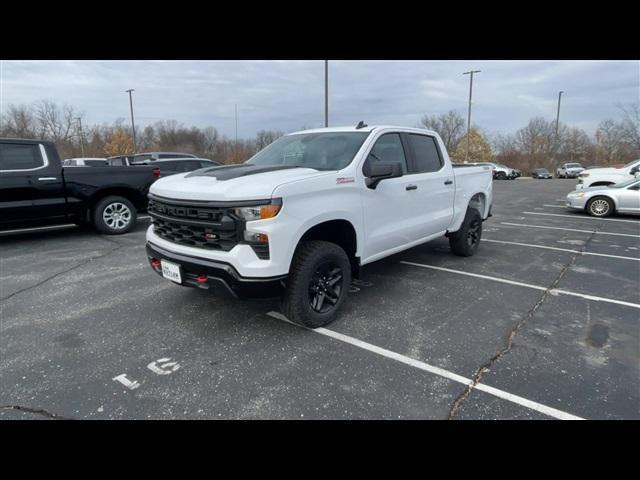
left=260, top=204, right=281, bottom=219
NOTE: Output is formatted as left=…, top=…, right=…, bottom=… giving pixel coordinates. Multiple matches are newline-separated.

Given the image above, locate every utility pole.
left=555, top=91, right=564, bottom=136
left=125, top=89, right=137, bottom=153
left=462, top=70, right=481, bottom=163
left=235, top=103, right=238, bottom=161
left=324, top=60, right=329, bottom=127
left=75, top=117, right=85, bottom=157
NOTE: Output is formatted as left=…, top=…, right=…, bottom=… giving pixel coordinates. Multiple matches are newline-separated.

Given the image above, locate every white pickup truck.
left=577, top=159, right=640, bottom=189
left=145, top=125, right=493, bottom=327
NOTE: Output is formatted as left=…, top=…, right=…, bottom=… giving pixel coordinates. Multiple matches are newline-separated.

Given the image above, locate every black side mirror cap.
left=363, top=158, right=403, bottom=189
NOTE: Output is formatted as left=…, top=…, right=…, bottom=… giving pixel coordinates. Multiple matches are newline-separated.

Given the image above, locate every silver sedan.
left=566, top=178, right=640, bottom=217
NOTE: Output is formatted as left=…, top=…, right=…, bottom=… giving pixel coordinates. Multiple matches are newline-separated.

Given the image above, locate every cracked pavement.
left=1, top=180, right=639, bottom=419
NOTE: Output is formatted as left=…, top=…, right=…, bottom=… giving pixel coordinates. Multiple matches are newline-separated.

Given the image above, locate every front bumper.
left=565, top=196, right=587, bottom=210
left=146, top=242, right=286, bottom=299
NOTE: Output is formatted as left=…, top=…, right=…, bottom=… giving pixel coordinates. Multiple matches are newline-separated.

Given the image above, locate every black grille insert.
left=148, top=198, right=240, bottom=252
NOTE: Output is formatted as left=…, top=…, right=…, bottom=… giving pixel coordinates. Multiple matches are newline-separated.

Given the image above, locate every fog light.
left=244, top=231, right=268, bottom=243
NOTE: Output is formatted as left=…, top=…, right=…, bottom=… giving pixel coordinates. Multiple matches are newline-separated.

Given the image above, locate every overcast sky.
left=1, top=60, right=638, bottom=138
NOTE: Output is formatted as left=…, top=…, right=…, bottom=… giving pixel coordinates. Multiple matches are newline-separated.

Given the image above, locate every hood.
left=149, top=164, right=330, bottom=202
left=582, top=166, right=626, bottom=175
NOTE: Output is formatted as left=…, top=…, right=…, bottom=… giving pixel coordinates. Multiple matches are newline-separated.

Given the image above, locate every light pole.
left=462, top=70, right=481, bottom=163
left=555, top=90, right=564, bottom=136
left=324, top=60, right=329, bottom=127
left=75, top=117, right=85, bottom=157
left=235, top=103, right=238, bottom=161
left=125, top=89, right=137, bottom=153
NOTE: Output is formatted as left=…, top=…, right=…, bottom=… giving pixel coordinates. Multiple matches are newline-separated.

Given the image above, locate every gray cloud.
left=1, top=60, right=637, bottom=137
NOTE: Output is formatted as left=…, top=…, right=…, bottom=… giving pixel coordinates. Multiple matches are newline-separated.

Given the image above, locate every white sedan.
left=566, top=178, right=640, bottom=217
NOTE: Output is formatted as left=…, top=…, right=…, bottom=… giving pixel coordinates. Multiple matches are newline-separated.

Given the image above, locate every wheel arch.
left=293, top=219, right=360, bottom=278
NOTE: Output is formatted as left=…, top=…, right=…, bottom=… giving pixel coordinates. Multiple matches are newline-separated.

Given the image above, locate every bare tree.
left=595, top=119, right=626, bottom=164
left=618, top=103, right=640, bottom=153
left=255, top=130, right=284, bottom=150
left=419, top=110, right=466, bottom=152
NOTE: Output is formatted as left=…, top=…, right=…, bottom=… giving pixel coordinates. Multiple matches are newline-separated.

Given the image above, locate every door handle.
left=38, top=177, right=57, bottom=181
left=444, top=180, right=453, bottom=185
left=406, top=184, right=418, bottom=191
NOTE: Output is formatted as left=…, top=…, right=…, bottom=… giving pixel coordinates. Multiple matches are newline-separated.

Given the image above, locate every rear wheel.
left=587, top=196, right=614, bottom=217
left=93, top=195, right=137, bottom=234
left=496, top=171, right=507, bottom=180
left=449, top=208, right=483, bottom=257
left=281, top=240, right=351, bottom=328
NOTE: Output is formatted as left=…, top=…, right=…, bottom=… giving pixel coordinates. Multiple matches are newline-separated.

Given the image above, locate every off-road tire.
left=449, top=208, right=483, bottom=257
left=281, top=240, right=351, bottom=328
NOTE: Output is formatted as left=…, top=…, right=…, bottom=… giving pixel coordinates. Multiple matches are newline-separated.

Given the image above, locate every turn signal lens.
left=260, top=204, right=281, bottom=219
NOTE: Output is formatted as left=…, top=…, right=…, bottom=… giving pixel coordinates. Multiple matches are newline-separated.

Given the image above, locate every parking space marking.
left=400, top=261, right=640, bottom=309
left=138, top=215, right=151, bottom=220
left=523, top=211, right=640, bottom=224
left=542, top=204, right=566, bottom=208
left=266, top=311, right=584, bottom=420
left=112, top=373, right=141, bottom=390
left=500, top=222, right=640, bottom=238
left=483, top=238, right=640, bottom=261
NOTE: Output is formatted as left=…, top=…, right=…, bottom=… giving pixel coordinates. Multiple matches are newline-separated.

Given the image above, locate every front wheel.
left=449, top=208, right=483, bottom=257
left=587, top=196, right=614, bottom=217
left=281, top=240, right=351, bottom=328
left=93, top=195, right=137, bottom=234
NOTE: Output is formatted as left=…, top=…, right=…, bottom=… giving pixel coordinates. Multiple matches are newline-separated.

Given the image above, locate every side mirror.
left=630, top=165, right=639, bottom=175
left=363, top=157, right=403, bottom=189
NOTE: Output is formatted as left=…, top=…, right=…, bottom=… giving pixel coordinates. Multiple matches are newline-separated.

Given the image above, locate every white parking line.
left=400, top=261, right=640, bottom=309
left=266, top=311, right=584, bottom=420
left=138, top=215, right=151, bottom=220
left=524, top=211, right=640, bottom=224
left=483, top=238, right=640, bottom=261
left=542, top=204, right=566, bottom=209
left=500, top=222, right=640, bottom=238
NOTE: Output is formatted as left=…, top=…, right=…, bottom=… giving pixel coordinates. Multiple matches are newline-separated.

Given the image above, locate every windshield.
left=566, top=163, right=582, bottom=168
left=536, top=168, right=548, bottom=173
left=610, top=178, right=640, bottom=189
left=623, top=159, right=640, bottom=168
left=246, top=132, right=370, bottom=170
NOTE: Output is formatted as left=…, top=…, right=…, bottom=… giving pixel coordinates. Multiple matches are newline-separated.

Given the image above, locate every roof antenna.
left=356, top=120, right=367, bottom=129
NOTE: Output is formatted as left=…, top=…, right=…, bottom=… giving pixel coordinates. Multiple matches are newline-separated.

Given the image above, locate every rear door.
left=402, top=133, right=455, bottom=236
left=0, top=142, right=67, bottom=225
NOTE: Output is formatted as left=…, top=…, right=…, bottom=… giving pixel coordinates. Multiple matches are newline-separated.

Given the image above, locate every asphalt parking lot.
left=1, top=179, right=638, bottom=420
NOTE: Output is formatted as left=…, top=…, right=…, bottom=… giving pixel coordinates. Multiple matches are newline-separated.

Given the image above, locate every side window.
left=160, top=161, right=176, bottom=171
left=406, top=134, right=443, bottom=173
left=628, top=183, right=640, bottom=191
left=199, top=161, right=213, bottom=168
left=173, top=161, right=196, bottom=172
left=0, top=143, right=44, bottom=170
left=368, top=133, right=408, bottom=173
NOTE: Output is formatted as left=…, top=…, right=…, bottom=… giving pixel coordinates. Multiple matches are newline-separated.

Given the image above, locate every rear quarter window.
left=0, top=143, right=44, bottom=170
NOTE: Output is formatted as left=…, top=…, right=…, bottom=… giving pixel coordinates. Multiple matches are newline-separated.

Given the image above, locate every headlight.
left=234, top=200, right=282, bottom=221
left=569, top=192, right=585, bottom=198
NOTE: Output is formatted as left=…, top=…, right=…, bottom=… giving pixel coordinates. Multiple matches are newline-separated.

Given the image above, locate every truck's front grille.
left=148, top=198, right=241, bottom=252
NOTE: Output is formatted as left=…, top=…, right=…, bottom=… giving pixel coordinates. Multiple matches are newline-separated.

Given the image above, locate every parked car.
left=130, top=151, right=198, bottom=162
left=566, top=177, right=640, bottom=217
left=0, top=138, right=159, bottom=234
left=532, top=168, right=553, bottom=179
left=492, top=163, right=520, bottom=180
left=63, top=157, right=109, bottom=167
left=576, top=159, right=640, bottom=189
left=132, top=158, right=220, bottom=177
left=106, top=155, right=134, bottom=166
left=556, top=162, right=585, bottom=178
left=145, top=124, right=493, bottom=327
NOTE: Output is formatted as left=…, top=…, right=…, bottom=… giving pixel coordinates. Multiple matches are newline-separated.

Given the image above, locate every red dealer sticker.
left=336, top=177, right=355, bottom=184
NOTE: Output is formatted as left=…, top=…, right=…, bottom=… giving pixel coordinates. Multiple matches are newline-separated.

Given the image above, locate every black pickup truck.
left=0, top=138, right=159, bottom=234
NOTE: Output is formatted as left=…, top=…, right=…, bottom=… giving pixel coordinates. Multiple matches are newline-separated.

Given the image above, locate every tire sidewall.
left=450, top=208, right=483, bottom=256
left=587, top=196, right=613, bottom=217
left=284, top=242, right=351, bottom=328
left=93, top=196, right=137, bottom=234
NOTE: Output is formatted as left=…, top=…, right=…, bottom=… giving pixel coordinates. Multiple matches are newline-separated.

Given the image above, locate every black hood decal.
left=185, top=164, right=306, bottom=181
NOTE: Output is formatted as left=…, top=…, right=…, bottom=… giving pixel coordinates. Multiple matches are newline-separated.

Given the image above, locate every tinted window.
left=199, top=161, right=214, bottom=168
left=406, top=134, right=442, bottom=173
left=368, top=133, right=408, bottom=173
left=133, top=154, right=153, bottom=162
left=0, top=143, right=44, bottom=170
